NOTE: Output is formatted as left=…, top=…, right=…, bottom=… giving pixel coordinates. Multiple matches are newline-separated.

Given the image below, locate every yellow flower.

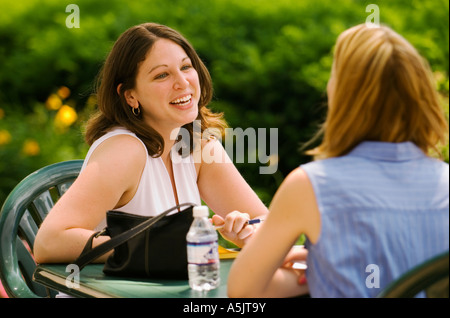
left=46, top=94, right=62, bottom=110
left=0, top=129, right=11, bottom=145
left=23, top=139, right=40, bottom=156
left=55, top=105, right=78, bottom=127
left=57, top=86, right=71, bottom=99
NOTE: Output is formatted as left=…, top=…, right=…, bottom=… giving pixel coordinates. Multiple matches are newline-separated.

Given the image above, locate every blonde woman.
left=228, top=24, right=449, bottom=298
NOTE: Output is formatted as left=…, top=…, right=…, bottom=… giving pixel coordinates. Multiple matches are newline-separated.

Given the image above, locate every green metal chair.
left=378, top=250, right=449, bottom=298
left=0, top=160, right=83, bottom=298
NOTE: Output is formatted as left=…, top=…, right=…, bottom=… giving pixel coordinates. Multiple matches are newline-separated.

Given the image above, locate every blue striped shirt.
left=302, top=141, right=449, bottom=297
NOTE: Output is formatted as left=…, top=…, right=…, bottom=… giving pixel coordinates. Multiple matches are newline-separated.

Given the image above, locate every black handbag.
left=74, top=202, right=196, bottom=279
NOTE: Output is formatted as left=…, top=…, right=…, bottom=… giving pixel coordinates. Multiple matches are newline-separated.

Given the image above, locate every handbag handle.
left=74, top=202, right=196, bottom=271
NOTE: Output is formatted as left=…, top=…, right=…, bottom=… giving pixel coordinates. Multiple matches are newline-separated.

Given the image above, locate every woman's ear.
left=118, top=84, right=138, bottom=108
left=116, top=83, right=123, bottom=97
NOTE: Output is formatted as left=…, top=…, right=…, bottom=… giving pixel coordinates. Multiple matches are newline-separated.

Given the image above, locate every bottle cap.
left=193, top=205, right=209, bottom=217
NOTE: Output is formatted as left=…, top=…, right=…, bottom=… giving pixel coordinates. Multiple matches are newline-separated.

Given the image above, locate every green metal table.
left=33, top=260, right=233, bottom=298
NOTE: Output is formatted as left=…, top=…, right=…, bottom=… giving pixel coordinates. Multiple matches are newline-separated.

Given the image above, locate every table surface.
left=33, top=259, right=233, bottom=298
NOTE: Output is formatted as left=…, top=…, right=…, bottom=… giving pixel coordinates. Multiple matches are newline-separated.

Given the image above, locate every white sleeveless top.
left=81, top=127, right=201, bottom=230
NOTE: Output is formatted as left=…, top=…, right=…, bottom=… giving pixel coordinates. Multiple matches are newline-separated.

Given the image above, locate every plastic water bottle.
left=186, top=205, right=220, bottom=291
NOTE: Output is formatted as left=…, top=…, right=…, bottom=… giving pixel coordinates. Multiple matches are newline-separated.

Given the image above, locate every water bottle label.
left=187, top=240, right=219, bottom=265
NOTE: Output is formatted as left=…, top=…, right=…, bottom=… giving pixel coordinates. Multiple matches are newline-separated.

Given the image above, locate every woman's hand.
left=212, top=211, right=257, bottom=248
left=282, top=245, right=308, bottom=285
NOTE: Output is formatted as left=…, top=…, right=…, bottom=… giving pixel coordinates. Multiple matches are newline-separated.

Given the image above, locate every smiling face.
left=124, top=38, right=201, bottom=136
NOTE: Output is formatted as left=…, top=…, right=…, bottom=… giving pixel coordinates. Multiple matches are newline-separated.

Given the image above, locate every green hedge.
left=0, top=0, right=448, bottom=206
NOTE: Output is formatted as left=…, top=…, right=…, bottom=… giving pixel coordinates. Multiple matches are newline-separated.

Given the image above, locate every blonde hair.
left=308, top=24, right=448, bottom=159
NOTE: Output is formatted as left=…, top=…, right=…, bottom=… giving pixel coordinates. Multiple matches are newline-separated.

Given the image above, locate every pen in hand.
left=214, top=218, right=263, bottom=230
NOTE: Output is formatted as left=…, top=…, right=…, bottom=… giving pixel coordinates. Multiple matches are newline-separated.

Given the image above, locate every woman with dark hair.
left=34, top=23, right=268, bottom=263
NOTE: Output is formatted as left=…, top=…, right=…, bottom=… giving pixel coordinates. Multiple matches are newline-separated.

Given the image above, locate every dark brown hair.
left=85, top=22, right=226, bottom=156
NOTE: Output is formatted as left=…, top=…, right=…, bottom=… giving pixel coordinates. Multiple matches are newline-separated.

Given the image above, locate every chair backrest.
left=378, top=250, right=449, bottom=298
left=0, top=160, right=83, bottom=298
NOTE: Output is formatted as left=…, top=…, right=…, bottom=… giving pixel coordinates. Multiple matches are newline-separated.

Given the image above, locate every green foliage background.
left=0, top=0, right=448, bottom=207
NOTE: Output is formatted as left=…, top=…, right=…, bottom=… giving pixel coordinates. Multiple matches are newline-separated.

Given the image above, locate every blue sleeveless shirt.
left=301, top=142, right=449, bottom=297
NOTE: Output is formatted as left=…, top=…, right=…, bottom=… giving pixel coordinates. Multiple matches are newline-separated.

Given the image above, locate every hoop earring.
left=131, top=106, right=140, bottom=116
